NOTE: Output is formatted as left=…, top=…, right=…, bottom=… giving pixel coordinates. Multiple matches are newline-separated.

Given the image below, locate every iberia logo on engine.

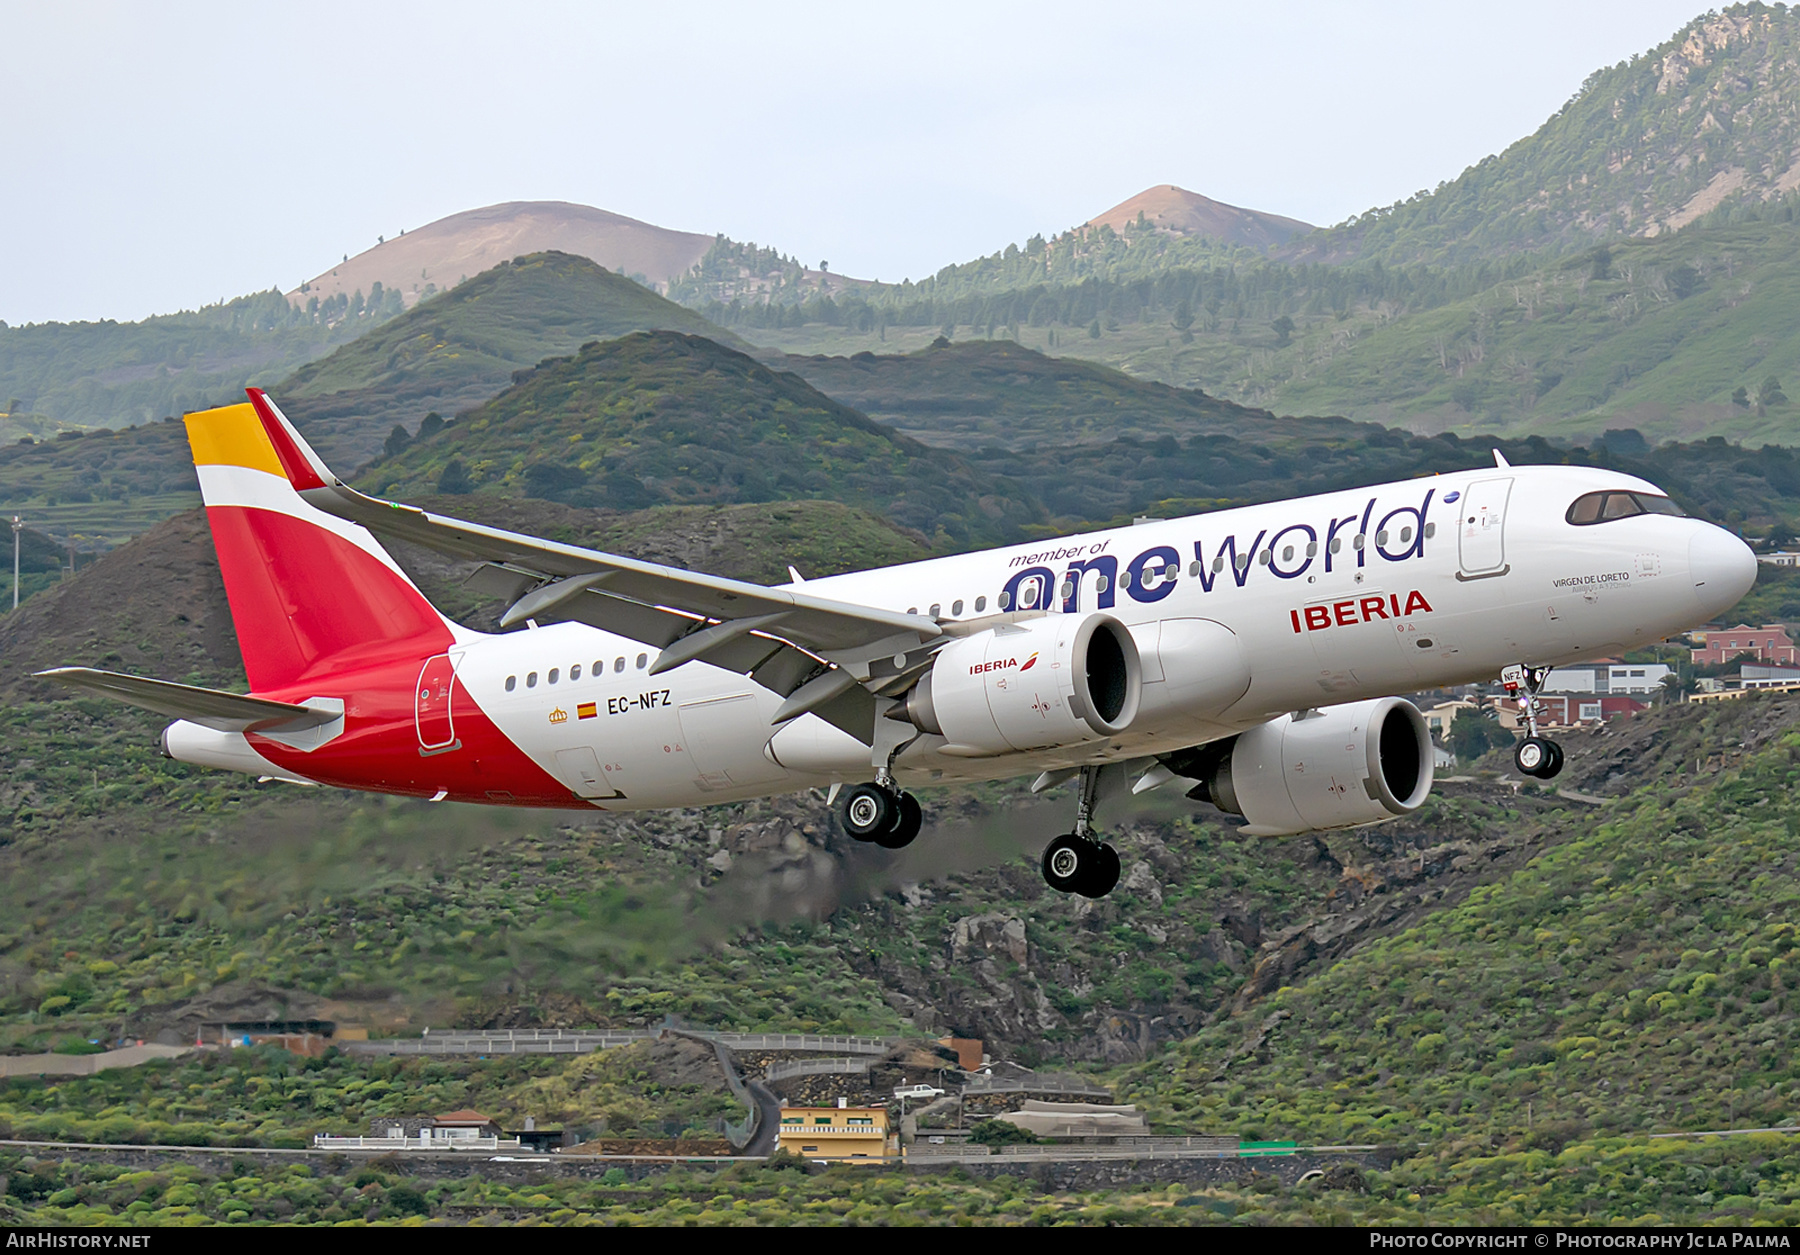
left=972, top=651, right=1039, bottom=676
left=1290, top=590, right=1433, bottom=633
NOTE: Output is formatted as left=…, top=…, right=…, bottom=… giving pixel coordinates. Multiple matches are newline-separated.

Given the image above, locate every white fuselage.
left=434, top=463, right=1754, bottom=811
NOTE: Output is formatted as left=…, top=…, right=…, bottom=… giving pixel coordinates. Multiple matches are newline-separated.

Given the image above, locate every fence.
left=905, top=1139, right=1318, bottom=1165
left=1690, top=681, right=1800, bottom=704
left=961, top=1076, right=1114, bottom=1099
left=344, top=1031, right=654, bottom=1056
left=763, top=1057, right=872, bottom=1083
left=311, top=1135, right=525, bottom=1152
left=344, top=1029, right=895, bottom=1058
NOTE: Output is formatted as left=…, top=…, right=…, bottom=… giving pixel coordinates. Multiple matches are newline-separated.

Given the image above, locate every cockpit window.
left=1566, top=491, right=1687, bottom=525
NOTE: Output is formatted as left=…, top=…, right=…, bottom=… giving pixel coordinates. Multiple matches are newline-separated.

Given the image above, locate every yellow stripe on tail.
left=184, top=402, right=286, bottom=478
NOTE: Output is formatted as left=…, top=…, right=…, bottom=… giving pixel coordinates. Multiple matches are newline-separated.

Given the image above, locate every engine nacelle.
left=901, top=613, right=1141, bottom=755
left=1181, top=697, right=1432, bottom=836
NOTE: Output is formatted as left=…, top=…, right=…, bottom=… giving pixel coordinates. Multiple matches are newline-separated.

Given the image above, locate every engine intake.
left=1173, top=697, right=1433, bottom=836
left=901, top=613, right=1141, bottom=756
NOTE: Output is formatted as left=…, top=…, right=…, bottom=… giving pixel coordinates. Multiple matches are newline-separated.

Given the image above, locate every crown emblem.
left=548, top=707, right=568, bottom=724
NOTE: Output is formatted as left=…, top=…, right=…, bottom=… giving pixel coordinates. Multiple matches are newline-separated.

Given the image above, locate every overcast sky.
left=0, top=0, right=1710, bottom=325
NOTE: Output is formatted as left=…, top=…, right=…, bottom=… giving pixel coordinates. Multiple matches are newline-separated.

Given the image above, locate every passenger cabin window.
left=975, top=596, right=986, bottom=612
left=526, top=672, right=538, bottom=688
left=1566, top=491, right=1687, bottom=525
left=548, top=668, right=559, bottom=684
left=952, top=599, right=964, bottom=616
left=636, top=653, right=648, bottom=669
left=505, top=675, right=516, bottom=692
left=571, top=664, right=582, bottom=681
left=614, top=657, right=626, bottom=673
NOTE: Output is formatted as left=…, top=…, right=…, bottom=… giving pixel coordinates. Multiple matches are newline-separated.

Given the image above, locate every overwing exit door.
left=1456, top=477, right=1513, bottom=580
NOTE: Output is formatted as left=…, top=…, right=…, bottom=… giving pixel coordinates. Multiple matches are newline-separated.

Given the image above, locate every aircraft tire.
left=1541, top=740, right=1565, bottom=780
left=1514, top=736, right=1555, bottom=778
left=1078, top=843, right=1121, bottom=899
left=839, top=783, right=898, bottom=841
left=1041, top=834, right=1093, bottom=894
left=876, top=791, right=923, bottom=849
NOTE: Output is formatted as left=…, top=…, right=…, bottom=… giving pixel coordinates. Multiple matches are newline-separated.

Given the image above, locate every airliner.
left=43, top=391, right=1756, bottom=899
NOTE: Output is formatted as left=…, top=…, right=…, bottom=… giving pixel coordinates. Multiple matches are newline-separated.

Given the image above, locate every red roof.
left=432, top=1110, right=494, bottom=1125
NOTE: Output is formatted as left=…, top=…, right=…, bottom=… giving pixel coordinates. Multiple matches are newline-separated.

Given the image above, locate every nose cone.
left=1689, top=524, right=1757, bottom=620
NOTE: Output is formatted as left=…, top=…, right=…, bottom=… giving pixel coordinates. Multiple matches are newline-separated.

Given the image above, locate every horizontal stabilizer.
left=35, top=667, right=339, bottom=734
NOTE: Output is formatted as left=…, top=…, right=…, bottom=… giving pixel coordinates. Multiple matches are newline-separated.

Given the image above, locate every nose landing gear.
left=1040, top=766, right=1121, bottom=899
left=1503, top=663, right=1565, bottom=780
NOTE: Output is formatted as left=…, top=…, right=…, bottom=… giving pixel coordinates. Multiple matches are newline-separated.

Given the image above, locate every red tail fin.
left=183, top=393, right=456, bottom=691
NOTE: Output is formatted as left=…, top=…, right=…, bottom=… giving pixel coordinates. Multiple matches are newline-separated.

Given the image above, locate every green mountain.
left=1292, top=5, right=1800, bottom=267
left=361, top=331, right=1042, bottom=549
left=0, top=288, right=402, bottom=433
left=691, top=7, right=1800, bottom=444
left=279, top=251, right=738, bottom=469
left=0, top=253, right=742, bottom=550
left=766, top=340, right=1800, bottom=536
left=1247, top=219, right=1800, bottom=442
left=1118, top=694, right=1800, bottom=1167
left=773, top=337, right=1282, bottom=451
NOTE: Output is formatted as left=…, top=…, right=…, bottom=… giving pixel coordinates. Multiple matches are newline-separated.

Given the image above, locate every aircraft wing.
left=301, top=479, right=944, bottom=741
left=36, top=667, right=341, bottom=734
left=246, top=388, right=945, bottom=742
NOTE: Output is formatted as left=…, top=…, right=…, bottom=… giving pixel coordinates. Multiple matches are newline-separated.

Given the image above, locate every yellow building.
left=776, top=1106, right=893, bottom=1161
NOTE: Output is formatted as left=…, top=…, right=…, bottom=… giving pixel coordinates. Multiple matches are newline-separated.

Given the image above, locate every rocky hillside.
left=1293, top=5, right=1800, bottom=266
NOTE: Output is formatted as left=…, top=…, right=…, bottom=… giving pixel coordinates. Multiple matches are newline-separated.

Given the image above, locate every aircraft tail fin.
left=184, top=391, right=456, bottom=692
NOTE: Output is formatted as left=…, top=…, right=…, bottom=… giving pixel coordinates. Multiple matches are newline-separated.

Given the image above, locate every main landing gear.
left=1502, top=663, right=1565, bottom=780
left=1040, top=766, right=1120, bottom=900
left=837, top=781, right=923, bottom=849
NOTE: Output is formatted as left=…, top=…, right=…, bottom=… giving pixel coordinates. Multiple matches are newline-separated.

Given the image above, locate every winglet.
left=1493, top=448, right=1511, bottom=469
left=245, top=387, right=334, bottom=490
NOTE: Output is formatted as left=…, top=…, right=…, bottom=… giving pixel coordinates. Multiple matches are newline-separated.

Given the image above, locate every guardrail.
left=1690, top=681, right=1800, bottom=704
left=961, top=1078, right=1114, bottom=1098
left=312, top=1135, right=526, bottom=1152
left=763, top=1057, right=873, bottom=1083
left=342, top=1030, right=894, bottom=1057
left=905, top=1139, right=1325, bottom=1165
left=714, top=1034, right=891, bottom=1055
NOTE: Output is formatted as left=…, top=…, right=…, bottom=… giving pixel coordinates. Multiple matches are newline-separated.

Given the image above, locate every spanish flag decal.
left=577, top=702, right=598, bottom=720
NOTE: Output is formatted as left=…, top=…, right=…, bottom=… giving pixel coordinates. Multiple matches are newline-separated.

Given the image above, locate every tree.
left=1590, top=246, right=1613, bottom=281
left=382, top=424, right=410, bottom=459
left=970, top=1119, right=1040, bottom=1146
left=436, top=459, right=473, bottom=494
left=1732, top=386, right=1751, bottom=409
left=1088, top=318, right=1101, bottom=340
left=1449, top=708, right=1510, bottom=763
left=1759, top=376, right=1788, bottom=410
left=1272, top=315, right=1296, bottom=347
